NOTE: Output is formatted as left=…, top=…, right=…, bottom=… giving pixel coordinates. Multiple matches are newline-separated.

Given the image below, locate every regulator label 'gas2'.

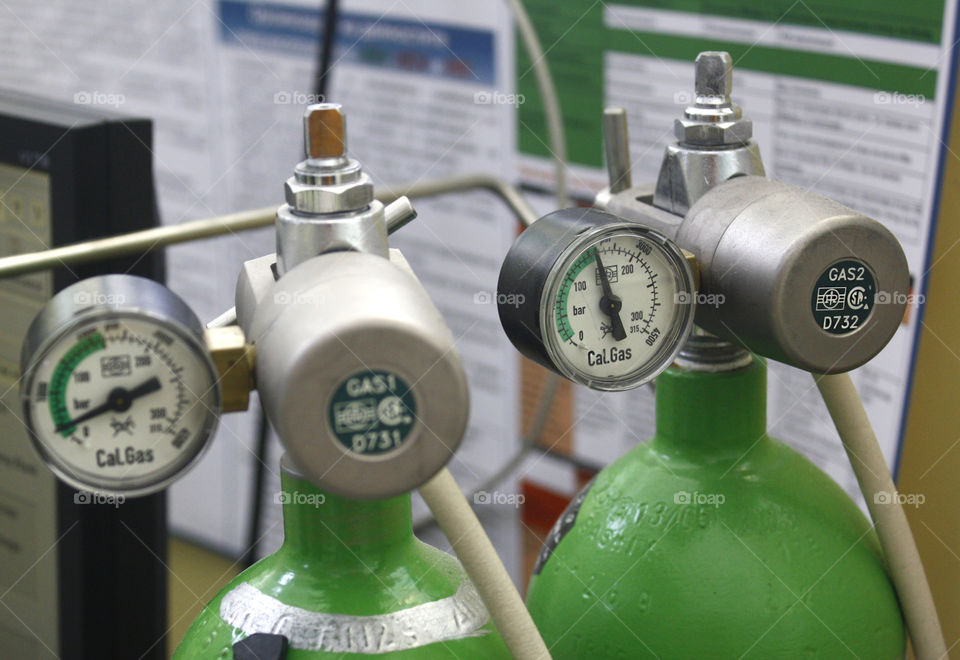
left=811, top=259, right=876, bottom=335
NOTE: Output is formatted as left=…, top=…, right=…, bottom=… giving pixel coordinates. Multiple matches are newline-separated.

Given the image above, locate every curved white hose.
left=419, top=468, right=552, bottom=659
left=815, top=373, right=947, bottom=659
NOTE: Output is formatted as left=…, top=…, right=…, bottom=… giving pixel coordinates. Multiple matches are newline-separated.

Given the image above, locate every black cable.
left=314, top=0, right=340, bottom=100
left=244, top=0, right=342, bottom=567
left=242, top=406, right=271, bottom=567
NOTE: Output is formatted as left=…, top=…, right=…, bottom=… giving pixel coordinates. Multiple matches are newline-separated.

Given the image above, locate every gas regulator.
left=498, top=51, right=910, bottom=386
left=15, top=103, right=545, bottom=659
left=17, top=104, right=456, bottom=502
left=507, top=50, right=938, bottom=660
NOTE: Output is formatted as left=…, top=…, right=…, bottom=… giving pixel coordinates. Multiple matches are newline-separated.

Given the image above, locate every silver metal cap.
left=694, top=51, right=733, bottom=106
left=675, top=51, right=752, bottom=146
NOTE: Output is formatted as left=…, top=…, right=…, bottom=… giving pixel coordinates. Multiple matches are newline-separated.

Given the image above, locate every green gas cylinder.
left=526, top=349, right=905, bottom=658
left=175, top=460, right=509, bottom=659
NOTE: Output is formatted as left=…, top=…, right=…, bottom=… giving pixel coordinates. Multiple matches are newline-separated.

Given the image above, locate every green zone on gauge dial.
left=498, top=210, right=697, bottom=391
left=542, top=224, right=696, bottom=390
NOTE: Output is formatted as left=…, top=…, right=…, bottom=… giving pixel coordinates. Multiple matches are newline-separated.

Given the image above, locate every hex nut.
left=284, top=174, right=374, bottom=213
left=674, top=117, right=753, bottom=146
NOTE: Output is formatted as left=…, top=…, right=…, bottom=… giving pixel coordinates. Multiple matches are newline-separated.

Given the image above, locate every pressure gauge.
left=498, top=208, right=696, bottom=391
left=20, top=275, right=220, bottom=496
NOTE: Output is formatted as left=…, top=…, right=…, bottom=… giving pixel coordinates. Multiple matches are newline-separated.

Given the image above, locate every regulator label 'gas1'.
left=328, top=369, right=416, bottom=456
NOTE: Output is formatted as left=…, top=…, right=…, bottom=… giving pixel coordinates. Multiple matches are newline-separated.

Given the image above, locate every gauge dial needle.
left=594, top=250, right=627, bottom=341
left=55, top=376, right=162, bottom=433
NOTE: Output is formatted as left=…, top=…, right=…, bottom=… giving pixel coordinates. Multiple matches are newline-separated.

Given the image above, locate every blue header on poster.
left=219, top=0, right=495, bottom=85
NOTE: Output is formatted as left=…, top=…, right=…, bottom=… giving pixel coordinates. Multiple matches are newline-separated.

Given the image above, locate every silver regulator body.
left=236, top=105, right=468, bottom=499
left=596, top=52, right=910, bottom=374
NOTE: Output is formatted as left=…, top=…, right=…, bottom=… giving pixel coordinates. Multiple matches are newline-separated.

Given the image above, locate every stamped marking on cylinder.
left=811, top=259, right=876, bottom=335
left=220, top=581, right=490, bottom=653
left=328, top=369, right=416, bottom=456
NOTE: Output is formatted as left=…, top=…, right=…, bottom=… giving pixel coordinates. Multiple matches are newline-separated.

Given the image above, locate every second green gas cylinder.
left=526, top=355, right=905, bottom=658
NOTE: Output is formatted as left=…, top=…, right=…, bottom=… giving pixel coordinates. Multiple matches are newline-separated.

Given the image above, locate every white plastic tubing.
left=419, top=468, right=552, bottom=660
left=815, top=373, right=947, bottom=660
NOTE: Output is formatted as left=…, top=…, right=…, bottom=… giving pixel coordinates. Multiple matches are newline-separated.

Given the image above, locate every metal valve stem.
left=276, top=103, right=416, bottom=274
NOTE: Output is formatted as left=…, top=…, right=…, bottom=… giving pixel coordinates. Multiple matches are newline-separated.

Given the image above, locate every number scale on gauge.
left=551, top=237, right=674, bottom=380
left=498, top=209, right=696, bottom=391
left=24, top=315, right=218, bottom=493
left=554, top=244, right=659, bottom=342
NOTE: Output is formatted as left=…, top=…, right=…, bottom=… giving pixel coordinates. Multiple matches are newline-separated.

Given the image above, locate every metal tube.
left=383, top=195, right=417, bottom=233
left=379, top=174, right=539, bottom=227
left=603, top=107, right=632, bottom=193
left=0, top=176, right=539, bottom=279
left=0, top=205, right=277, bottom=279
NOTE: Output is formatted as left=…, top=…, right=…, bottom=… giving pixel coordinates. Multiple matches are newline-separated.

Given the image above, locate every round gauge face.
left=541, top=225, right=696, bottom=390
left=22, top=313, right=220, bottom=496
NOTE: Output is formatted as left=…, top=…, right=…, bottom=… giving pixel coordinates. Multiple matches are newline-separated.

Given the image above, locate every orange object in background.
left=516, top=357, right=599, bottom=585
